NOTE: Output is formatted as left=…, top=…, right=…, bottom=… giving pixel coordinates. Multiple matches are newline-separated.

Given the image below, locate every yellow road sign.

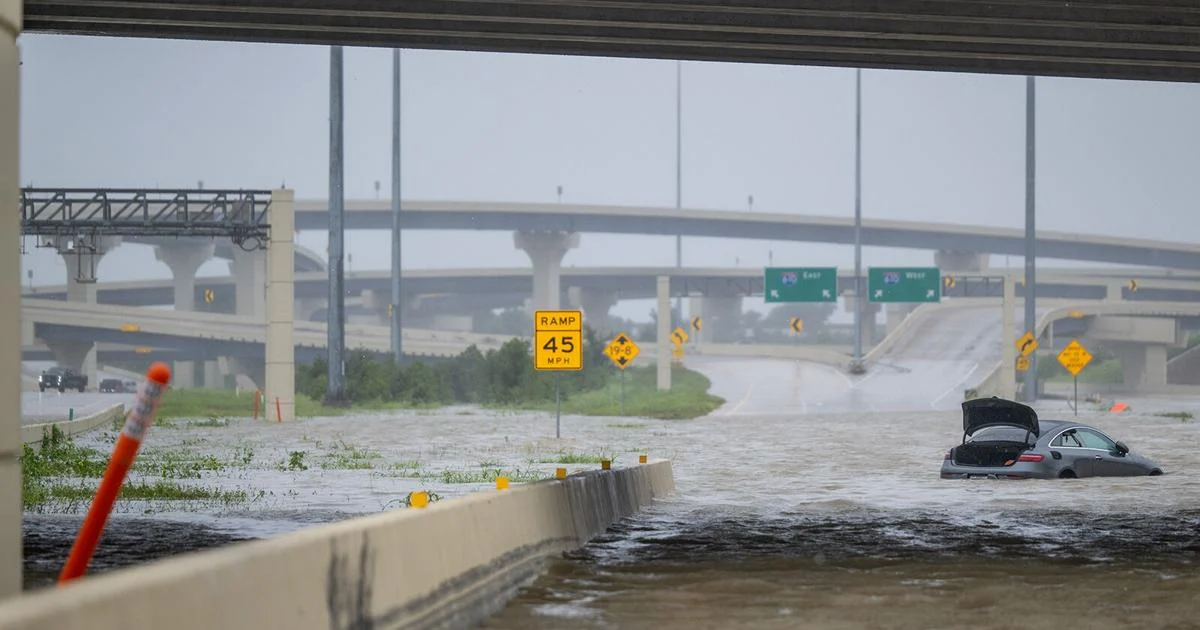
left=203, top=288, right=215, bottom=304
left=789, top=317, right=803, bottom=334
left=387, top=303, right=394, bottom=317
left=533, top=310, right=583, bottom=371
left=1057, top=339, right=1093, bottom=377
left=943, top=276, right=956, bottom=289
left=1016, top=331, right=1038, bottom=357
left=1015, top=356, right=1030, bottom=372
left=671, top=326, right=689, bottom=346
left=134, top=346, right=152, bottom=354
left=690, top=316, right=702, bottom=332
left=671, top=346, right=685, bottom=362
left=1068, top=310, right=1085, bottom=319
left=1129, top=279, right=1138, bottom=292
left=604, top=332, right=640, bottom=370
left=120, top=323, right=140, bottom=332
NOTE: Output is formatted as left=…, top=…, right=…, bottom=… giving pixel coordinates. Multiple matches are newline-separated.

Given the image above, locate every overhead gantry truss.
left=19, top=188, right=273, bottom=250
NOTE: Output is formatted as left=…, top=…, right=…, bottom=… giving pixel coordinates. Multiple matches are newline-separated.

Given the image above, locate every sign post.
left=867, top=267, right=942, bottom=303
left=604, top=332, right=641, bottom=415
left=534, top=310, right=583, bottom=437
left=1056, top=339, right=1093, bottom=416
left=764, top=267, right=838, bottom=303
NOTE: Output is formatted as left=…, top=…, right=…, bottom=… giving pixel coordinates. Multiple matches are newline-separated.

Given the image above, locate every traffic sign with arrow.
left=604, top=332, right=640, bottom=370
left=690, top=316, right=702, bottom=332
left=1016, top=331, right=1039, bottom=357
left=764, top=267, right=837, bottom=303
left=789, top=317, right=803, bottom=334
left=672, top=326, right=689, bottom=346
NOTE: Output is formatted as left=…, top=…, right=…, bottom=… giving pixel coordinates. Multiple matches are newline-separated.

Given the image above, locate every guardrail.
left=21, top=404, right=125, bottom=449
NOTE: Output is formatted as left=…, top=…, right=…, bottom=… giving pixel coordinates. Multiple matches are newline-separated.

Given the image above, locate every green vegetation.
left=512, top=365, right=724, bottom=419
left=535, top=451, right=614, bottom=465
left=155, top=387, right=406, bottom=421
left=1044, top=357, right=1123, bottom=384
left=1155, top=411, right=1194, bottom=422
left=22, top=426, right=257, bottom=512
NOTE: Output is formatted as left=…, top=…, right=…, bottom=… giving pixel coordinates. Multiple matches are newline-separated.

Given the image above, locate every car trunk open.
left=951, top=398, right=1040, bottom=468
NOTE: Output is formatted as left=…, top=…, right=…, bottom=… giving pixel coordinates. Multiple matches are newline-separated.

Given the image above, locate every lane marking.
left=930, top=362, right=979, bottom=408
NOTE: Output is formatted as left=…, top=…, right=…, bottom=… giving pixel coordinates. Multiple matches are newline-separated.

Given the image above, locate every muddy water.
left=22, top=350, right=1200, bottom=628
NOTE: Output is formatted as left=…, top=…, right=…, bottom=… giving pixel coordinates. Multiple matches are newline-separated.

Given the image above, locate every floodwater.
left=21, top=306, right=1200, bottom=628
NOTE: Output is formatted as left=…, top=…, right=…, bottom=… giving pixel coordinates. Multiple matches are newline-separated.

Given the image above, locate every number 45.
left=542, top=335, right=576, bottom=353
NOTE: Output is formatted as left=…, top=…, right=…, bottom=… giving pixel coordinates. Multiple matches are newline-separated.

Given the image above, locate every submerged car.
left=940, top=397, right=1163, bottom=479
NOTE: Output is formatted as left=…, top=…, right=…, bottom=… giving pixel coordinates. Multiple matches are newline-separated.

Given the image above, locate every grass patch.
left=155, top=388, right=426, bottom=421
left=526, top=366, right=724, bottom=420
left=535, top=451, right=612, bottom=465
left=437, top=468, right=546, bottom=484
left=608, top=422, right=647, bottom=429
left=320, top=439, right=382, bottom=470
left=1155, top=411, right=1194, bottom=421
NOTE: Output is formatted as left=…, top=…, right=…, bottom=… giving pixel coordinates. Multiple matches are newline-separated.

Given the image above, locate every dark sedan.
left=941, top=397, right=1163, bottom=480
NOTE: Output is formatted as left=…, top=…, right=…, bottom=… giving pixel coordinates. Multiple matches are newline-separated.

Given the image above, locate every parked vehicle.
left=99, top=378, right=124, bottom=393
left=940, top=397, right=1163, bottom=479
left=38, top=366, right=87, bottom=393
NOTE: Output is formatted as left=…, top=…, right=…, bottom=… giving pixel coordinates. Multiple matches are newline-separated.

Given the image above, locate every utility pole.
left=325, top=46, right=347, bottom=404
left=674, top=60, right=683, bottom=330
left=851, top=68, right=865, bottom=374
left=1022, top=75, right=1038, bottom=402
left=390, top=48, right=403, bottom=366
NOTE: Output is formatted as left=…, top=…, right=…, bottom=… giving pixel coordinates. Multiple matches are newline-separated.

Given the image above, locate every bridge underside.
left=24, top=1, right=1200, bottom=83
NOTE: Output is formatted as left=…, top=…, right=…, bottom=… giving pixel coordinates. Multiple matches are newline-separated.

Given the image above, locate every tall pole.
left=390, top=48, right=403, bottom=366
left=1022, top=75, right=1038, bottom=402
left=325, top=46, right=347, bottom=404
left=673, top=60, right=683, bottom=329
left=852, top=68, right=864, bottom=371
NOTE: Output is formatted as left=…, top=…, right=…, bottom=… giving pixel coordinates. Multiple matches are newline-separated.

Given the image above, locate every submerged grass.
left=550, top=365, right=725, bottom=420
left=154, top=388, right=421, bottom=421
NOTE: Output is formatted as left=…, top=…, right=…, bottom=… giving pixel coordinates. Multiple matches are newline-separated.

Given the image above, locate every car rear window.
left=968, top=426, right=1036, bottom=444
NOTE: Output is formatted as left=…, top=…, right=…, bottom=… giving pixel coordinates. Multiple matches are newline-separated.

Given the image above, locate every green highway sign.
left=868, top=267, right=942, bottom=303
left=764, top=267, right=838, bottom=303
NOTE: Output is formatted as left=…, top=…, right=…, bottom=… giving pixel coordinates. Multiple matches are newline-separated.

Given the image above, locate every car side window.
left=1051, top=431, right=1083, bottom=448
left=1074, top=429, right=1117, bottom=451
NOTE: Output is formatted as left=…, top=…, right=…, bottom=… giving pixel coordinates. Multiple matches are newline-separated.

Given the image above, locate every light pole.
left=325, top=45, right=347, bottom=405
left=674, top=60, right=683, bottom=331
left=1022, top=75, right=1038, bottom=401
left=390, top=48, right=403, bottom=366
left=850, top=68, right=865, bottom=374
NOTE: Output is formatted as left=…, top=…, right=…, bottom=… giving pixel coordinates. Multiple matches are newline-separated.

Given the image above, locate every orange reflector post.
left=410, top=491, right=429, bottom=508
left=601, top=459, right=611, bottom=471
left=639, top=454, right=648, bottom=464
left=555, top=468, right=567, bottom=479
left=59, top=362, right=171, bottom=585
left=496, top=476, right=509, bottom=490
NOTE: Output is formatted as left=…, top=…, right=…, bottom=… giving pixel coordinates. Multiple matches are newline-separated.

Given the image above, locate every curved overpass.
left=26, top=267, right=1200, bottom=312
left=293, top=200, right=1200, bottom=271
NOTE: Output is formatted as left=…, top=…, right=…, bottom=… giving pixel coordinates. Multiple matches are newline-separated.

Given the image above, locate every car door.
left=1050, top=429, right=1095, bottom=477
left=1074, top=429, right=1140, bottom=476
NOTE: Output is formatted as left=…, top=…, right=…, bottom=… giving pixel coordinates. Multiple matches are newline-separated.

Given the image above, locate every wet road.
left=20, top=391, right=131, bottom=425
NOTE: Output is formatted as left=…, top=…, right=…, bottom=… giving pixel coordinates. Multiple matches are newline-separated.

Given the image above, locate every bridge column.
left=567, top=286, right=618, bottom=335
left=53, top=235, right=121, bottom=304
left=0, top=0, right=21, bottom=596
left=230, top=248, right=267, bottom=320
left=934, top=250, right=989, bottom=274
left=885, top=303, right=917, bottom=336
left=203, top=360, right=224, bottom=389
left=1112, top=342, right=1168, bottom=393
left=155, top=241, right=216, bottom=388
left=687, top=295, right=743, bottom=344
left=1105, top=281, right=1125, bottom=302
left=842, top=291, right=881, bottom=349
left=264, top=189, right=295, bottom=422
left=514, top=231, right=579, bottom=312
left=39, top=339, right=92, bottom=386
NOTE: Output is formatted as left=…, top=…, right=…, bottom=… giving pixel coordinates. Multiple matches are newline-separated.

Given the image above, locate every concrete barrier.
left=20, top=404, right=125, bottom=450
left=0, top=460, right=675, bottom=629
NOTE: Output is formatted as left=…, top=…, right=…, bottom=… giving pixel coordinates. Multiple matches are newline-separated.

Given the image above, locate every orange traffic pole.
left=58, top=362, right=171, bottom=584
left=275, top=396, right=282, bottom=423
left=252, top=389, right=261, bottom=420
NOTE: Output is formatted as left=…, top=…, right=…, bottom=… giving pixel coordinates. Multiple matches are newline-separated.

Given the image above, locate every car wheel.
left=1149, top=469, right=1163, bottom=476
left=79, top=386, right=85, bottom=393
left=38, top=386, right=44, bottom=392
left=1058, top=469, right=1077, bottom=479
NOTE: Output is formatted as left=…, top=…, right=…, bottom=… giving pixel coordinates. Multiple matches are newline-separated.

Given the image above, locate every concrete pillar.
left=155, top=241, right=216, bottom=388
left=40, top=340, right=92, bottom=379
left=265, top=190, right=295, bottom=422
left=1105, top=281, right=1125, bottom=302
left=514, top=230, right=579, bottom=312
left=656, top=275, right=671, bottom=391
left=203, top=360, right=223, bottom=389
left=1115, top=343, right=1168, bottom=393
left=687, top=295, right=743, bottom=343
left=0, top=0, right=21, bottom=595
left=230, top=248, right=267, bottom=320
left=934, top=250, right=989, bottom=274
left=885, top=303, right=916, bottom=337
left=567, top=286, right=618, bottom=335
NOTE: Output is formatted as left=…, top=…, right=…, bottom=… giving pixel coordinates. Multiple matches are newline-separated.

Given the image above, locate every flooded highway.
left=20, top=305, right=1200, bottom=627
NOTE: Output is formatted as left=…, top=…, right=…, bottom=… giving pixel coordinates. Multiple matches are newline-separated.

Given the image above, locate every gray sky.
left=17, top=35, right=1200, bottom=321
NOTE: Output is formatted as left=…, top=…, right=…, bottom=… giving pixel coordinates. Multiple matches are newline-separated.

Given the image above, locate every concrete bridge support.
left=934, top=250, right=989, bottom=274
left=687, top=295, right=743, bottom=343
left=567, top=286, right=618, bottom=335
left=264, top=190, right=295, bottom=422
left=885, top=303, right=917, bottom=337
left=203, top=360, right=223, bottom=389
left=1, top=0, right=20, bottom=596
left=1111, top=342, right=1169, bottom=393
left=230, top=248, right=267, bottom=320
left=514, top=231, right=579, bottom=312
left=155, top=241, right=216, bottom=388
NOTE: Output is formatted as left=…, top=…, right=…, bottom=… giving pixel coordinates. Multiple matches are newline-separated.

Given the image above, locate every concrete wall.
left=0, top=460, right=675, bottom=629
left=20, top=404, right=125, bottom=449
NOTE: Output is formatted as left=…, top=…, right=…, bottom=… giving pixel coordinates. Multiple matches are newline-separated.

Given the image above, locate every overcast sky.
left=17, top=35, right=1200, bottom=320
